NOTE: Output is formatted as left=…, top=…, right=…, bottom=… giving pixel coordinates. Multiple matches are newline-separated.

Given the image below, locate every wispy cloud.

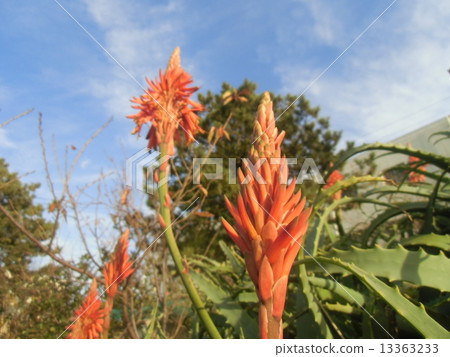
left=80, top=0, right=185, bottom=119
left=0, top=128, right=16, bottom=148
left=296, top=0, right=344, bottom=46
left=276, top=0, right=450, bottom=144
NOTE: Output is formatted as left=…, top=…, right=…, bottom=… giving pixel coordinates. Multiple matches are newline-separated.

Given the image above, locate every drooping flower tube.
left=127, top=47, right=204, bottom=156
left=324, top=165, right=344, bottom=200
left=222, top=92, right=311, bottom=339
left=102, top=229, right=135, bottom=337
left=67, top=279, right=104, bottom=339
left=103, top=229, right=134, bottom=299
left=408, top=155, right=427, bottom=183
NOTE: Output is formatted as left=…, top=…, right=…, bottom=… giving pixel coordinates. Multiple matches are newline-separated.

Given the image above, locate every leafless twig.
left=0, top=109, right=33, bottom=129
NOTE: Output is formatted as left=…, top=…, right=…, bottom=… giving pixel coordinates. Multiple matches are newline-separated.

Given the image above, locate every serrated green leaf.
left=429, top=130, right=450, bottom=145
left=331, top=143, right=450, bottom=174
left=315, top=175, right=388, bottom=209
left=308, top=276, right=366, bottom=306
left=190, top=270, right=259, bottom=338
left=302, top=256, right=450, bottom=338
left=422, top=169, right=449, bottom=234
left=306, top=245, right=450, bottom=291
left=402, top=233, right=450, bottom=251
left=219, top=240, right=244, bottom=275
left=323, top=221, right=338, bottom=243
left=361, top=202, right=448, bottom=247
left=237, top=291, right=258, bottom=303
left=364, top=185, right=450, bottom=202
left=311, top=196, right=404, bottom=255
left=324, top=302, right=358, bottom=314
left=295, top=262, right=333, bottom=338
left=313, top=287, right=335, bottom=302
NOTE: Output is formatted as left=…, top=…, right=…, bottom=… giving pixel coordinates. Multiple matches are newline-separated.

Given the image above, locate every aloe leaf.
left=156, top=320, right=167, bottom=339
left=362, top=201, right=449, bottom=247
left=331, top=143, right=450, bottom=174
left=324, top=302, right=359, bottom=314
left=311, top=196, right=404, bottom=255
left=315, top=175, right=388, bottom=209
left=295, top=260, right=333, bottom=338
left=422, top=169, right=449, bottom=234
left=190, top=270, right=259, bottom=338
left=144, top=300, right=159, bottom=339
left=237, top=291, right=258, bottom=303
left=308, top=276, right=366, bottom=306
left=313, top=286, right=335, bottom=302
left=305, top=245, right=450, bottom=291
left=323, top=221, right=338, bottom=243
left=383, top=164, right=450, bottom=184
left=190, top=255, right=237, bottom=285
left=429, top=130, right=450, bottom=145
left=364, top=185, right=450, bottom=201
left=362, top=201, right=427, bottom=247
left=401, top=233, right=450, bottom=251
left=362, top=295, right=376, bottom=338
left=302, top=256, right=450, bottom=338
left=219, top=240, right=244, bottom=275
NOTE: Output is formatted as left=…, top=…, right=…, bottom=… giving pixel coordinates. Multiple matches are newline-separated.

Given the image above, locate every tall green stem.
left=157, top=143, right=221, bottom=339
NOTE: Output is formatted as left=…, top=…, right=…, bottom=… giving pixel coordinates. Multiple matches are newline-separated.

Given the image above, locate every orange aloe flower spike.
left=67, top=279, right=104, bottom=339
left=222, top=92, right=311, bottom=339
left=324, top=164, right=344, bottom=200
left=408, top=155, right=427, bottom=183
left=127, top=47, right=204, bottom=156
left=103, top=229, right=135, bottom=298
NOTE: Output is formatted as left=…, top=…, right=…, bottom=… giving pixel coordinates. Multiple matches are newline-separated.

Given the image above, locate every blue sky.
left=1, top=0, right=449, bottom=259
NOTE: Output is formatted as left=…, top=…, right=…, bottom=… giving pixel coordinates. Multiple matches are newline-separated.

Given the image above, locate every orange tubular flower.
left=103, top=229, right=135, bottom=298
left=127, top=47, right=204, bottom=156
left=324, top=167, right=344, bottom=200
left=222, top=92, right=311, bottom=339
left=67, top=279, right=104, bottom=339
left=408, top=155, right=427, bottom=183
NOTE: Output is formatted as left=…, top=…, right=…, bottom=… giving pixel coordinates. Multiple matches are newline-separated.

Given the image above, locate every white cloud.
left=80, top=159, right=91, bottom=169
left=0, top=128, right=16, bottom=148
left=296, top=0, right=343, bottom=45
left=70, top=0, right=195, bottom=163
left=276, top=0, right=450, bottom=145
left=80, top=0, right=186, bottom=118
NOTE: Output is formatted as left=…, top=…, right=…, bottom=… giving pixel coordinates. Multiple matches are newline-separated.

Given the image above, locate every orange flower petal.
left=281, top=242, right=302, bottom=278
left=259, top=256, right=274, bottom=302
left=221, top=218, right=249, bottom=253
left=237, top=194, right=258, bottom=240
left=260, top=220, right=277, bottom=246
left=272, top=276, right=288, bottom=319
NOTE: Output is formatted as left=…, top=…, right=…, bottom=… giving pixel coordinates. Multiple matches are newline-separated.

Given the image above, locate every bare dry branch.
left=0, top=204, right=100, bottom=282
left=0, top=108, right=33, bottom=129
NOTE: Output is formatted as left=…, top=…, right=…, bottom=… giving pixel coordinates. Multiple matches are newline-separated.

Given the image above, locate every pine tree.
left=0, top=158, right=81, bottom=338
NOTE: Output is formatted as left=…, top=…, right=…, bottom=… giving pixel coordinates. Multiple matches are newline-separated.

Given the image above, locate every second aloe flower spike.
left=222, top=92, right=311, bottom=339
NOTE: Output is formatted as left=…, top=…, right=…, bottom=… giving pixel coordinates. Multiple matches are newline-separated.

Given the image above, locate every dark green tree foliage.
left=0, top=158, right=52, bottom=271
left=0, top=158, right=82, bottom=338
left=162, top=80, right=342, bottom=257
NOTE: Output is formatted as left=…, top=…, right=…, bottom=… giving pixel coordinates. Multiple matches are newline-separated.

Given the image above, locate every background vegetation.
left=1, top=81, right=449, bottom=338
